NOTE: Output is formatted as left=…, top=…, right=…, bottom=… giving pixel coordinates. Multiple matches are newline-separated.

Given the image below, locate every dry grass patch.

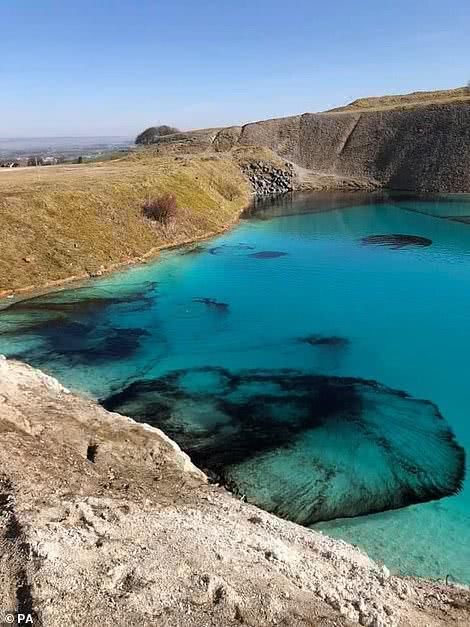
left=328, top=86, right=470, bottom=113
left=0, top=152, right=251, bottom=293
left=231, top=145, right=288, bottom=168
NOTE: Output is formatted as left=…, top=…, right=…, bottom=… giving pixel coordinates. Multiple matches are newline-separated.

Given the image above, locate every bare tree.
left=27, top=156, right=43, bottom=167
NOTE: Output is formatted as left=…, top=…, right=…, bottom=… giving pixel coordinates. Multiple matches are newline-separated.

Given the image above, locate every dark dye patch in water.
left=0, top=283, right=156, bottom=340
left=361, top=234, right=432, bottom=249
left=3, top=283, right=154, bottom=317
left=208, top=243, right=255, bottom=256
left=12, top=323, right=150, bottom=367
left=180, top=244, right=207, bottom=256
left=298, top=334, right=350, bottom=348
left=249, top=251, right=288, bottom=259
left=0, top=284, right=155, bottom=368
left=193, top=298, right=230, bottom=313
left=103, top=367, right=465, bottom=526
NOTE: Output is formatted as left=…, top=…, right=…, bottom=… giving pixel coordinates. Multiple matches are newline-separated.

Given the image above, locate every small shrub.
left=143, top=193, right=178, bottom=224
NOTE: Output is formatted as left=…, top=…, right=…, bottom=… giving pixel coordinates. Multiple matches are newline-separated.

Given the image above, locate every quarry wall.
left=214, top=103, right=470, bottom=192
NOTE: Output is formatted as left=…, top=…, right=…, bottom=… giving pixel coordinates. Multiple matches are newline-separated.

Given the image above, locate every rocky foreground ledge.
left=0, top=358, right=469, bottom=626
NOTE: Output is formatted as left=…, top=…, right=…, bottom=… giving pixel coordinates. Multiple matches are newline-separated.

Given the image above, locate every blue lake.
left=1, top=191, right=469, bottom=583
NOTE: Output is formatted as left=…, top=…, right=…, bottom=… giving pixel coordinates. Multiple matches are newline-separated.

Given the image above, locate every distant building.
left=42, top=156, right=59, bottom=165
left=26, top=155, right=60, bottom=167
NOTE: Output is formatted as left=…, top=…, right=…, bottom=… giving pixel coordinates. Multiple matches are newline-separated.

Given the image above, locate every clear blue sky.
left=1, top=0, right=469, bottom=138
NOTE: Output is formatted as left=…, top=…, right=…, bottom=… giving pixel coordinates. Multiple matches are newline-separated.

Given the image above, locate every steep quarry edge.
left=163, top=100, right=470, bottom=193
left=230, top=101, right=470, bottom=192
left=0, top=356, right=469, bottom=627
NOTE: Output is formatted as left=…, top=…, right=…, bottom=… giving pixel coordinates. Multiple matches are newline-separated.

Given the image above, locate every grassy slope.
left=327, top=86, right=470, bottom=113
left=0, top=151, right=251, bottom=294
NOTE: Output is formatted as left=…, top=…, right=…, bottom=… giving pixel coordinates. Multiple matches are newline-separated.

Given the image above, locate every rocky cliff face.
left=213, top=102, right=470, bottom=193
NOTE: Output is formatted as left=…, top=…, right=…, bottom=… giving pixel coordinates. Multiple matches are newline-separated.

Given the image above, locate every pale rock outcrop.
left=0, top=357, right=469, bottom=626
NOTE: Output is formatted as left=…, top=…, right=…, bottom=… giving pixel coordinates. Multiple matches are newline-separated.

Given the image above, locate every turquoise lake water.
left=1, top=191, right=469, bottom=583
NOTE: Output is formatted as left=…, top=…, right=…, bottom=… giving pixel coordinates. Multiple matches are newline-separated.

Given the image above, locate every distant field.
left=0, top=135, right=133, bottom=160
left=0, top=151, right=251, bottom=293
left=328, top=86, right=470, bottom=113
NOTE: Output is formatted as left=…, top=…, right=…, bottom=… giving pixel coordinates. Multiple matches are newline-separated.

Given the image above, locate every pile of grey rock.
left=242, top=161, right=295, bottom=196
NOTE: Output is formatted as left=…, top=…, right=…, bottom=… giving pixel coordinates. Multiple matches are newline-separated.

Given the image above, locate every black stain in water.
left=193, top=298, right=230, bottom=313
left=186, top=242, right=287, bottom=260
left=298, top=334, right=350, bottom=348
left=180, top=244, right=207, bottom=256
left=0, top=283, right=156, bottom=366
left=208, top=243, right=255, bottom=256
left=11, top=323, right=150, bottom=367
left=360, top=234, right=432, bottom=249
left=249, top=251, right=288, bottom=259
left=2, top=283, right=155, bottom=318
left=102, top=366, right=465, bottom=526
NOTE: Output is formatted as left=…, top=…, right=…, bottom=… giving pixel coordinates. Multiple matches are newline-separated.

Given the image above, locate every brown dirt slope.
left=0, top=151, right=251, bottom=294
left=1, top=357, right=469, bottom=626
